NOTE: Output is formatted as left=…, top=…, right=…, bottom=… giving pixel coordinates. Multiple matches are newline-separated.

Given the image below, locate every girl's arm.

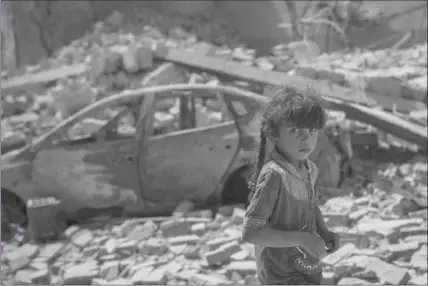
left=243, top=227, right=305, bottom=248
left=242, top=168, right=304, bottom=248
left=315, top=204, right=329, bottom=237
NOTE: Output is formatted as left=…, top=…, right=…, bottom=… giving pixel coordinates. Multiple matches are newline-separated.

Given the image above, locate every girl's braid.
left=248, top=125, right=267, bottom=201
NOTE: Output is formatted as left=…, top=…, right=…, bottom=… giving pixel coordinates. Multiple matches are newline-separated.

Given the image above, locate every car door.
left=31, top=104, right=141, bottom=215
left=136, top=91, right=241, bottom=205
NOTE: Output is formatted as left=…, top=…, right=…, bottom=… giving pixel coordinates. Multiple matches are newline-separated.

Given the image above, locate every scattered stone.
left=410, top=245, right=427, bottom=271
left=323, top=243, right=357, bottom=266
left=160, top=219, right=191, bottom=237
left=62, top=261, right=99, bottom=285
left=190, top=223, right=207, bottom=236
left=226, top=261, right=257, bottom=277
left=131, top=267, right=166, bottom=285
left=204, top=241, right=242, bottom=266
left=70, top=229, right=93, bottom=248
left=322, top=271, right=337, bottom=285
left=367, top=257, right=411, bottom=285
left=1, top=11, right=427, bottom=286
left=337, top=277, right=370, bottom=285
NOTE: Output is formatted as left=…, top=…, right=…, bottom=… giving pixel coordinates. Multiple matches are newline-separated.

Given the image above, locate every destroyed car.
left=1, top=82, right=353, bottom=227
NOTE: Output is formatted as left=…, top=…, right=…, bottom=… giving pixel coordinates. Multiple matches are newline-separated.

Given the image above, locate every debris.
left=0, top=4, right=427, bottom=286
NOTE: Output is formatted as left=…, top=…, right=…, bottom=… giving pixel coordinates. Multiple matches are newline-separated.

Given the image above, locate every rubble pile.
left=1, top=8, right=427, bottom=285
left=292, top=44, right=428, bottom=103
left=3, top=160, right=424, bottom=281
left=2, top=9, right=427, bottom=144
left=1, top=155, right=427, bottom=285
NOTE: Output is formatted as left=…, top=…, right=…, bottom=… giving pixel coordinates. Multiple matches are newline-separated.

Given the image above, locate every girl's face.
left=273, top=123, right=319, bottom=161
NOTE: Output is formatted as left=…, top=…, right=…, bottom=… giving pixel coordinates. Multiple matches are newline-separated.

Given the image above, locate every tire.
left=221, top=167, right=252, bottom=207
left=1, top=190, right=27, bottom=241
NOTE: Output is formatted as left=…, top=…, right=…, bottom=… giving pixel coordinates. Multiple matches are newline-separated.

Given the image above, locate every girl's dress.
left=243, top=148, right=323, bottom=285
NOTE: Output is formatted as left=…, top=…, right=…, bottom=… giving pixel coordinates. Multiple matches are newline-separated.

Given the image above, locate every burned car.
left=1, top=81, right=349, bottom=230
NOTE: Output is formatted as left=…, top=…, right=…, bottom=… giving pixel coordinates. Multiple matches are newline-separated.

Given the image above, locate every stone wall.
left=2, top=0, right=427, bottom=68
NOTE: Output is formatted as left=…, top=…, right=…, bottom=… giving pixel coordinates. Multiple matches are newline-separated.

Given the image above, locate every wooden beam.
left=160, top=49, right=424, bottom=113
left=1, top=64, right=87, bottom=93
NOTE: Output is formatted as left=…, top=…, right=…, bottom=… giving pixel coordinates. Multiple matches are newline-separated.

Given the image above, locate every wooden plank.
left=326, top=100, right=427, bottom=153
left=1, top=64, right=87, bottom=93
left=161, top=49, right=424, bottom=113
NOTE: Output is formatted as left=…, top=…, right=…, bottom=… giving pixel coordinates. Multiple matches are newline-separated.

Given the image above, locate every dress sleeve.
left=243, top=168, right=281, bottom=229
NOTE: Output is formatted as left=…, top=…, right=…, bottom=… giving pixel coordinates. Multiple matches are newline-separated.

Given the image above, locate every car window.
left=65, top=105, right=136, bottom=141
left=230, top=100, right=248, bottom=117
left=152, top=94, right=232, bottom=137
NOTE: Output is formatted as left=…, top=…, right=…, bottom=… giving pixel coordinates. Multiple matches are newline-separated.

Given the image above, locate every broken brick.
left=115, top=219, right=140, bottom=237
left=324, top=197, right=357, bottom=213
left=231, top=208, right=246, bottom=225
left=380, top=241, right=420, bottom=260
left=399, top=225, right=428, bottom=238
left=9, top=256, right=31, bottom=272
left=100, top=260, right=121, bottom=281
left=184, top=246, right=201, bottom=259
left=321, top=271, right=337, bottom=285
left=217, top=205, right=236, bottom=217
left=172, top=200, right=195, bottom=217
left=29, top=260, right=49, bottom=271
left=140, top=238, right=168, bottom=256
left=187, top=210, right=213, bottom=218
left=204, top=241, right=241, bottom=266
left=348, top=208, right=376, bottom=222
left=31, top=269, right=51, bottom=284
left=131, top=267, right=166, bottom=285
left=322, top=243, right=357, bottom=266
left=367, top=257, right=411, bottom=285
left=244, top=275, right=260, bottom=285
left=70, top=229, right=93, bottom=248
left=5, top=243, right=39, bottom=262
left=230, top=271, right=243, bottom=282
left=337, top=277, right=369, bottom=285
left=323, top=211, right=351, bottom=227
left=191, top=273, right=230, bottom=284
left=37, top=242, right=65, bottom=263
left=408, top=273, right=427, bottom=285
left=168, top=234, right=200, bottom=246
left=82, top=245, right=99, bottom=258
left=337, top=232, right=370, bottom=248
left=127, top=224, right=155, bottom=241
left=138, top=45, right=154, bottom=71
left=62, top=261, right=99, bottom=285
left=128, top=262, right=156, bottom=277
left=190, top=222, right=207, bottom=236
left=226, top=260, right=257, bottom=277
left=160, top=219, right=191, bottom=237
left=231, top=249, right=250, bottom=261
left=117, top=239, right=138, bottom=254
left=410, top=245, right=427, bottom=271
left=13, top=269, right=35, bottom=285
left=63, top=226, right=80, bottom=237
left=404, top=234, right=427, bottom=245
left=354, top=218, right=423, bottom=242
left=207, top=236, right=239, bottom=251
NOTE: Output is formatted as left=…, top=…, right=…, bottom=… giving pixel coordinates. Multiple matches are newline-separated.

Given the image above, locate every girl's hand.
left=299, top=232, right=327, bottom=259
left=322, top=231, right=341, bottom=254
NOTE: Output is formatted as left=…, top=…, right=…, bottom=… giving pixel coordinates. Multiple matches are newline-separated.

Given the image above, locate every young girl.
left=242, top=86, right=340, bottom=285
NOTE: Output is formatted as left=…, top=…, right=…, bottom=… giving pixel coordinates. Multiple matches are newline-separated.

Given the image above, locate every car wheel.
left=1, top=192, right=27, bottom=241
left=221, top=167, right=252, bottom=207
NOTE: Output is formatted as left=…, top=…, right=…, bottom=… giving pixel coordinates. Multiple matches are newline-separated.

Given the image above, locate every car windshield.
left=64, top=106, right=135, bottom=141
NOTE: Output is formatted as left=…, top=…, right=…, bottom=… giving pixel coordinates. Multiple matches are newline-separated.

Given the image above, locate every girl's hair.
left=247, top=85, right=328, bottom=201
